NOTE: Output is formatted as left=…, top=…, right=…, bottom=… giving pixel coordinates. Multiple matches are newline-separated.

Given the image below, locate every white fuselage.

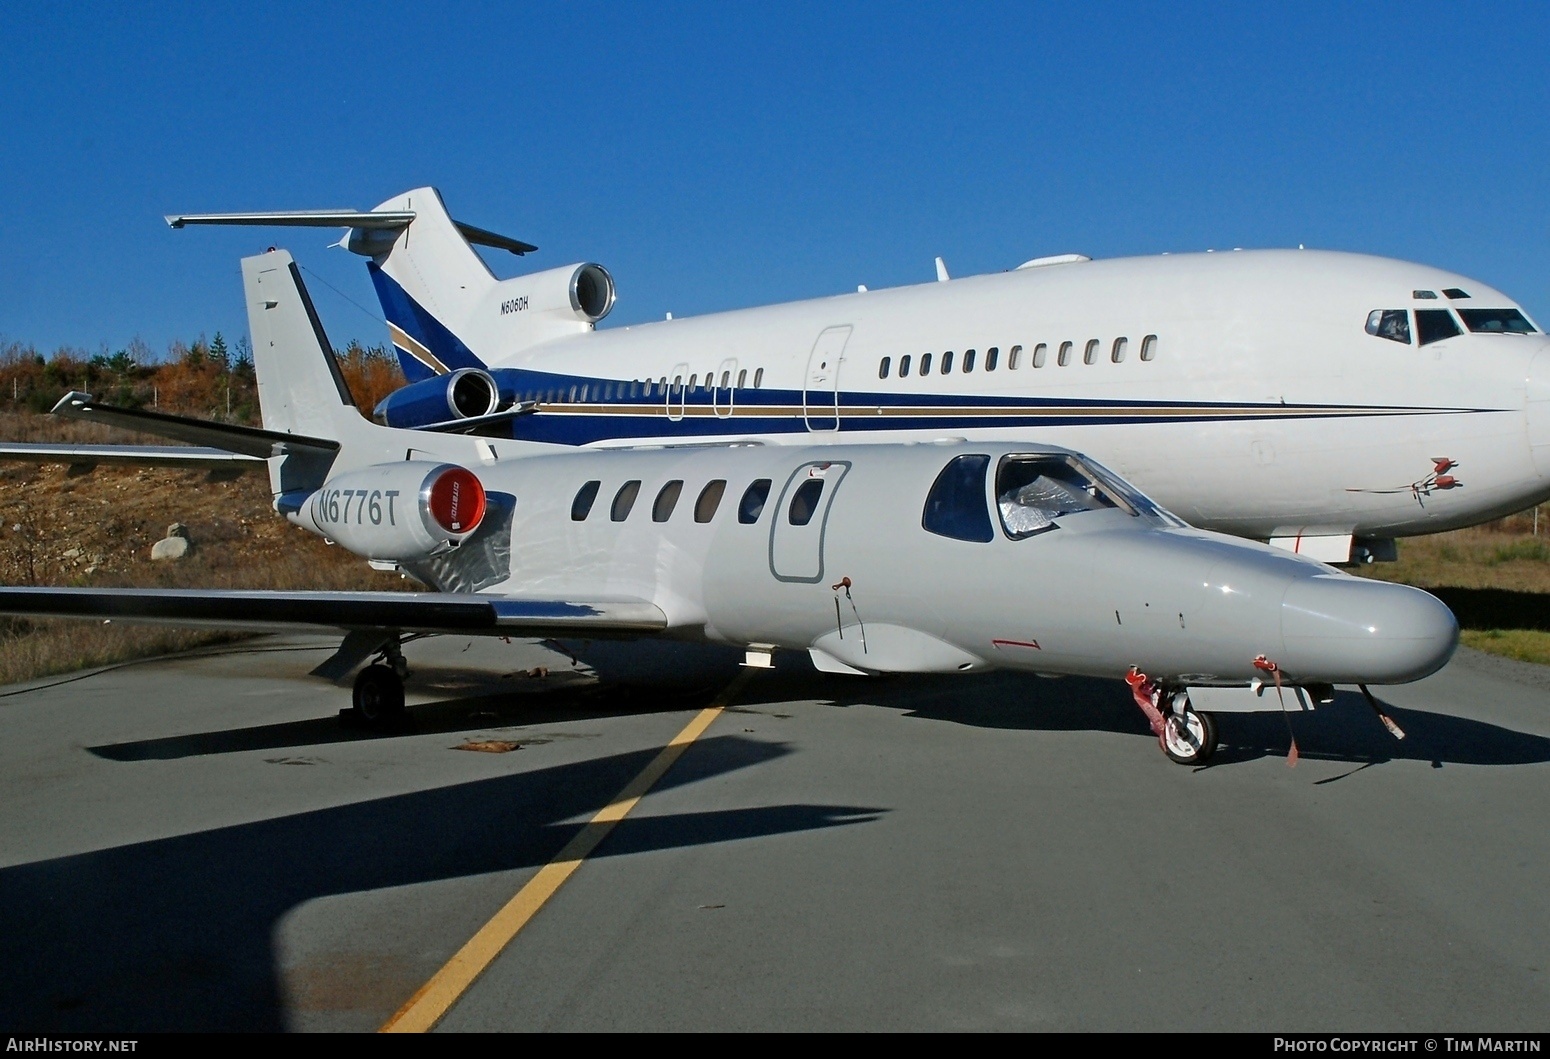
left=467, top=250, right=1550, bottom=541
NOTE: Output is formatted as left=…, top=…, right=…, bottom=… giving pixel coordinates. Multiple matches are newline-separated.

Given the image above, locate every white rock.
left=151, top=536, right=191, bottom=561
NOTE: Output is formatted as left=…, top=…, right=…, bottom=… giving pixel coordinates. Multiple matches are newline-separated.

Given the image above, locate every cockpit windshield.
left=1457, top=308, right=1537, bottom=334
left=995, top=454, right=1121, bottom=539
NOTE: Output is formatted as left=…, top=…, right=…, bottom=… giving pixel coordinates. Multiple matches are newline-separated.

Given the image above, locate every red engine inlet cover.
left=427, top=467, right=487, bottom=534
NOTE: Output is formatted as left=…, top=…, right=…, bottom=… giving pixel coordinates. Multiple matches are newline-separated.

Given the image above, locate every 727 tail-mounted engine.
left=373, top=367, right=501, bottom=429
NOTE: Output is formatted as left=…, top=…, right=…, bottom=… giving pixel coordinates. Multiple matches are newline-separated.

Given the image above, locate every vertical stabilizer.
left=242, top=249, right=370, bottom=446
left=361, top=187, right=613, bottom=375
left=364, top=187, right=497, bottom=381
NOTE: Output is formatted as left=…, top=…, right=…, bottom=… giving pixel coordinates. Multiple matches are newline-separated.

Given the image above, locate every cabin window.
left=995, top=455, right=1117, bottom=539
left=1084, top=339, right=1100, bottom=365
left=922, top=454, right=994, bottom=543
left=1111, top=337, right=1128, bottom=363
left=941, top=351, right=954, bottom=374
left=569, top=386, right=579, bottom=402
left=879, top=356, right=891, bottom=379
left=1458, top=308, right=1537, bottom=334
left=653, top=480, right=684, bottom=522
left=571, top=480, right=601, bottom=521
left=754, top=368, right=764, bottom=388
left=1009, top=345, right=1024, bottom=370
left=1057, top=341, right=1073, bottom=367
left=611, top=480, right=641, bottom=521
left=695, top=480, right=727, bottom=522
left=738, top=479, right=772, bottom=523
left=788, top=479, right=825, bottom=526
left=920, top=353, right=933, bottom=376
left=985, top=346, right=999, bottom=371
left=1443, top=288, right=1471, bottom=299
left=1140, top=335, right=1158, bottom=361
left=737, top=369, right=747, bottom=388
left=1416, top=309, right=1463, bottom=346
left=581, top=384, right=591, bottom=401
left=689, top=374, right=698, bottom=391
left=1365, top=310, right=1411, bottom=344
left=963, top=349, right=976, bottom=373
left=899, top=354, right=912, bottom=377
left=722, top=371, right=731, bottom=388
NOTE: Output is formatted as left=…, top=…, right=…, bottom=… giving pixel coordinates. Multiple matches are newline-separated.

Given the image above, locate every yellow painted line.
left=380, top=670, right=754, bottom=1033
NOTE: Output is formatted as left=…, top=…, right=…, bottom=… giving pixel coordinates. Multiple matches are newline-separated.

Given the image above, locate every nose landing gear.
left=1126, top=667, right=1219, bottom=765
left=1160, top=693, right=1218, bottom=765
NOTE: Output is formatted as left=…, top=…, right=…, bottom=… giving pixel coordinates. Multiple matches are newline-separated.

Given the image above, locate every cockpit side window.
left=994, top=455, right=1118, bottom=539
left=922, top=454, right=994, bottom=543
left=1416, top=309, right=1463, bottom=346
left=1457, top=308, right=1537, bottom=334
left=1365, top=309, right=1411, bottom=344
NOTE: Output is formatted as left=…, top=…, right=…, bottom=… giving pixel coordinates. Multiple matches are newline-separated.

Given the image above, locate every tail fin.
left=362, top=188, right=497, bottom=381
left=168, top=187, right=613, bottom=376
left=363, top=188, right=614, bottom=376
left=242, top=249, right=371, bottom=442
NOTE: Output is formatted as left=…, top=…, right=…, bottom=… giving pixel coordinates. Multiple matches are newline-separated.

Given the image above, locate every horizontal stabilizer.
left=51, top=391, right=338, bottom=463
left=0, top=442, right=264, bottom=471
left=0, top=587, right=667, bottom=637
left=166, top=210, right=416, bottom=230
left=166, top=208, right=536, bottom=255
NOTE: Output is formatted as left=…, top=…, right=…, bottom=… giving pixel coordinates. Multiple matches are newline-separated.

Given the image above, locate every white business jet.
left=0, top=251, right=1458, bottom=765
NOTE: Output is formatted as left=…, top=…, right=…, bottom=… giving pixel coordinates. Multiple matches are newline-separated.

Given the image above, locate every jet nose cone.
left=1529, top=349, right=1550, bottom=478
left=1280, top=576, right=1458, bottom=684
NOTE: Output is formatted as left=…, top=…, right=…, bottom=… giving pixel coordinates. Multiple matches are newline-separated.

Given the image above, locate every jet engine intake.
left=306, top=462, right=487, bottom=560
left=372, top=367, right=500, bottom=429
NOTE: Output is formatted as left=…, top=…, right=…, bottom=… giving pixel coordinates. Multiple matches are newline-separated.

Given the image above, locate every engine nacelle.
left=372, top=367, right=500, bottom=429
left=519, top=262, right=615, bottom=324
left=304, top=462, right=487, bottom=561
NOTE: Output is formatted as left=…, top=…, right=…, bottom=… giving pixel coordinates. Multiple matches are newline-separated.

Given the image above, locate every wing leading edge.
left=0, top=587, right=667, bottom=637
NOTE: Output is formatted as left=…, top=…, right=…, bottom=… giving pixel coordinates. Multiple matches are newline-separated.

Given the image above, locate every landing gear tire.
left=353, top=664, right=405, bottom=725
left=1161, top=701, right=1218, bottom=765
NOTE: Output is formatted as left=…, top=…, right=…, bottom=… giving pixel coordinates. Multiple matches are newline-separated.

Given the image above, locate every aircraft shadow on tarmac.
left=87, top=681, right=705, bottom=762
left=1, top=732, right=884, bottom=1032
left=90, top=660, right=1550, bottom=770
left=775, top=669, right=1550, bottom=770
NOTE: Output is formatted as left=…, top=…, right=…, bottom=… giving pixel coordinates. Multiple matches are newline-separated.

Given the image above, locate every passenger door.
left=665, top=362, right=689, bottom=421
left=713, top=357, right=738, bottom=419
left=803, top=327, right=850, bottom=432
left=769, top=460, right=850, bottom=582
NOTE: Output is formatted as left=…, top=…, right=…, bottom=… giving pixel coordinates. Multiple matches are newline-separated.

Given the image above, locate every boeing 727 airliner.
left=169, top=188, right=1550, bottom=562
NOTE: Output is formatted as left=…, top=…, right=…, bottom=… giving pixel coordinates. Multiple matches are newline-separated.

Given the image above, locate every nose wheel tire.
left=1161, top=703, right=1218, bottom=765
left=353, top=664, right=406, bottom=725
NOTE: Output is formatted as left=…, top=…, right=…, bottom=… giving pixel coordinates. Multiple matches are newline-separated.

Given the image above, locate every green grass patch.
left=1460, top=629, right=1550, bottom=667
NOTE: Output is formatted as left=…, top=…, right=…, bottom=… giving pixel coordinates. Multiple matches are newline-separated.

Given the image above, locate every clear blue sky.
left=2, top=1, right=1546, bottom=358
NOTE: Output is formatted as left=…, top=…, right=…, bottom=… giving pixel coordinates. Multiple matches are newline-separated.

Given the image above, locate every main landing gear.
left=351, top=640, right=408, bottom=725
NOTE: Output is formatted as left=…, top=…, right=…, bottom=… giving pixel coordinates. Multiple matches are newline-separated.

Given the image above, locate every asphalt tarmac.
left=0, top=635, right=1546, bottom=1032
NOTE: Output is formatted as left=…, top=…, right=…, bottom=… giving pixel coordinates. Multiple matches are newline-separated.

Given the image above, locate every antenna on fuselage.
left=934, top=257, right=950, bottom=282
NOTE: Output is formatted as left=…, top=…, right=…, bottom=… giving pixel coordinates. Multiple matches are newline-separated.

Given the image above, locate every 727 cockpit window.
left=1366, top=310, right=1411, bottom=344
left=1416, top=309, right=1462, bottom=346
left=1457, top=308, right=1537, bottom=334
left=994, top=455, right=1119, bottom=539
